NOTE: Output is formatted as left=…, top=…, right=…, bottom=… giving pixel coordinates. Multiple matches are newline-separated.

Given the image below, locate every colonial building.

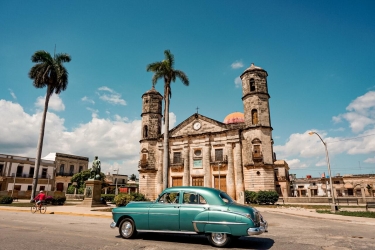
left=43, top=153, right=89, bottom=192
left=138, top=63, right=290, bottom=201
left=0, top=153, right=55, bottom=198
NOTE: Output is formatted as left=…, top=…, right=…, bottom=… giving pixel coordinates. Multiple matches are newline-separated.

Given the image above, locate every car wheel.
left=207, top=233, right=232, bottom=247
left=119, top=218, right=137, bottom=239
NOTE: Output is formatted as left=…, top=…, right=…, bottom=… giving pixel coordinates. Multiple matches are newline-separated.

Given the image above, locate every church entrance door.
left=214, top=176, right=227, bottom=192
left=172, top=177, right=182, bottom=187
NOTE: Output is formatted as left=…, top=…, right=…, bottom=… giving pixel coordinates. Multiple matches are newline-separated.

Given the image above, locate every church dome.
left=223, top=112, right=244, bottom=124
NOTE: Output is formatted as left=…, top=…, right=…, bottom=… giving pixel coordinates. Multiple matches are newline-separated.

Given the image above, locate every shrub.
left=256, top=190, right=279, bottom=205
left=114, top=192, right=149, bottom=207
left=45, top=196, right=53, bottom=204
left=245, top=191, right=258, bottom=204
left=101, top=194, right=115, bottom=202
left=0, top=196, right=13, bottom=204
left=52, top=196, right=66, bottom=205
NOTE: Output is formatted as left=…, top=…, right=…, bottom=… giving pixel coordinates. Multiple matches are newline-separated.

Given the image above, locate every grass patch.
left=316, top=209, right=375, bottom=218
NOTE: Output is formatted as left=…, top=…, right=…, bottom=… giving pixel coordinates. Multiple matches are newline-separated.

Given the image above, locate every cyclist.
left=34, top=190, right=46, bottom=210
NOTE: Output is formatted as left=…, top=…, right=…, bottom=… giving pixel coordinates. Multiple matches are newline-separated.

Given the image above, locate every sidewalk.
left=1, top=200, right=375, bottom=226
left=256, top=205, right=375, bottom=226
left=0, top=199, right=113, bottom=218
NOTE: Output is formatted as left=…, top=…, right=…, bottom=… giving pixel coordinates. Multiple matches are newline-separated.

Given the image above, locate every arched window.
left=143, top=125, right=148, bottom=138
left=251, top=109, right=258, bottom=124
left=250, top=78, right=255, bottom=91
left=59, top=164, right=65, bottom=175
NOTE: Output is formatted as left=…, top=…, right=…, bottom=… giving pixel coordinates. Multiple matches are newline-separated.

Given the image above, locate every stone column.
left=226, top=143, right=235, bottom=198
left=79, top=179, right=103, bottom=207
left=183, top=146, right=190, bottom=186
left=203, top=145, right=211, bottom=187
left=234, top=142, right=244, bottom=203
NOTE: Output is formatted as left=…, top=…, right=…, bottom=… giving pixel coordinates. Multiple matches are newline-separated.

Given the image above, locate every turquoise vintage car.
left=110, top=186, right=268, bottom=247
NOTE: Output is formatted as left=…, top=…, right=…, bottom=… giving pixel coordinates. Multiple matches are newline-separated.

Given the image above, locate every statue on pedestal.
left=90, top=156, right=101, bottom=180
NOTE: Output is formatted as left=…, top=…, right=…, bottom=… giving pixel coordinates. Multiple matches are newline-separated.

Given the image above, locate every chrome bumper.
left=247, top=219, right=268, bottom=236
left=110, top=221, right=116, bottom=229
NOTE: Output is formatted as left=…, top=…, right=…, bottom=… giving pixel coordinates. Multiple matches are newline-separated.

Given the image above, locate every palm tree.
left=29, top=50, right=71, bottom=201
left=146, top=50, right=189, bottom=190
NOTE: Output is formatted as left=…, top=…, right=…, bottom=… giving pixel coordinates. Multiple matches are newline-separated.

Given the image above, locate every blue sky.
left=1, top=1, right=375, bottom=178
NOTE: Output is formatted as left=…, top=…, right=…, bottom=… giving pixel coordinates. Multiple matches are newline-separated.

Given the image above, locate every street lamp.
left=309, top=131, right=337, bottom=212
left=113, top=169, right=119, bottom=195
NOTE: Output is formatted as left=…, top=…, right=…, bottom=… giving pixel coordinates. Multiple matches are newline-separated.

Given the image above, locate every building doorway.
left=214, top=176, right=227, bottom=192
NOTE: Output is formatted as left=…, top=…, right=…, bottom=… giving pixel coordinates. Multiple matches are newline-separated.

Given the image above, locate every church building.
left=138, top=63, right=290, bottom=202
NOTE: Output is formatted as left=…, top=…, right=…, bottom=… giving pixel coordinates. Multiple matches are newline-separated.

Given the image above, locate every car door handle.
left=174, top=206, right=180, bottom=208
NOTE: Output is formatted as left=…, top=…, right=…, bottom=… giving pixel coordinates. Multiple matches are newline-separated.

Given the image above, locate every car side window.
left=158, top=192, right=180, bottom=203
left=183, top=192, right=207, bottom=204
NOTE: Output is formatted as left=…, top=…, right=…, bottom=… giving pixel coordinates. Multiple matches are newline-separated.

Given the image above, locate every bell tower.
left=139, top=86, right=163, bottom=199
left=240, top=63, right=275, bottom=191
left=141, top=86, right=163, bottom=140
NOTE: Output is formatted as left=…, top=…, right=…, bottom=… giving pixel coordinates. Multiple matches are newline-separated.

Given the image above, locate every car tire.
left=119, top=218, right=137, bottom=239
left=207, top=233, right=232, bottom=248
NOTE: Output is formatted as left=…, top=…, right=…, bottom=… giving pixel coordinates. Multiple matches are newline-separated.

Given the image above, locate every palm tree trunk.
left=31, top=86, right=51, bottom=201
left=162, top=87, right=170, bottom=190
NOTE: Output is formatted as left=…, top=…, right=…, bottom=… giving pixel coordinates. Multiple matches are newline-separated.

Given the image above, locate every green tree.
left=146, top=50, right=189, bottom=189
left=29, top=50, right=71, bottom=201
left=70, top=170, right=106, bottom=194
left=130, top=174, right=137, bottom=181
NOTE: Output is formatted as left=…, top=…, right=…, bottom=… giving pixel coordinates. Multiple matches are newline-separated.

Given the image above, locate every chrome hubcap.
left=212, top=233, right=227, bottom=244
left=121, top=221, right=133, bottom=237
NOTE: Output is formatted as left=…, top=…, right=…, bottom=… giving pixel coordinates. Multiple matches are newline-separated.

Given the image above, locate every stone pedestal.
left=78, top=179, right=103, bottom=207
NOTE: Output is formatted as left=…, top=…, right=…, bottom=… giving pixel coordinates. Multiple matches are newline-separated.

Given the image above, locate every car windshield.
left=219, top=192, right=234, bottom=204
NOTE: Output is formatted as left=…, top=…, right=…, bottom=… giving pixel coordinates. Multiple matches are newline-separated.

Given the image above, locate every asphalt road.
left=0, top=210, right=374, bottom=250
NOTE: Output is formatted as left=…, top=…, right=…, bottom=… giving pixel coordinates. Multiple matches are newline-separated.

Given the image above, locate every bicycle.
left=31, top=200, right=47, bottom=214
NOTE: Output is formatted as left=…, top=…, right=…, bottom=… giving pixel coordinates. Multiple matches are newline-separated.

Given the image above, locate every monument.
left=79, top=156, right=105, bottom=207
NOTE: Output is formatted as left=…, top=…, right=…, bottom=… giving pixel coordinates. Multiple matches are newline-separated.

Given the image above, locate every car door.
left=148, top=191, right=180, bottom=231
left=179, top=192, right=209, bottom=232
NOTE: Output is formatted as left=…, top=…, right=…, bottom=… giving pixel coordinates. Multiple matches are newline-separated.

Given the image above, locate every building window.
left=215, top=149, right=223, bottom=161
left=173, top=152, right=182, bottom=164
left=79, top=166, right=83, bottom=172
left=69, top=165, right=74, bottom=175
left=194, top=149, right=202, bottom=157
left=172, top=177, right=183, bottom=187
left=251, top=109, right=258, bottom=124
left=14, top=185, right=21, bottom=191
left=253, top=145, right=261, bottom=158
left=29, top=167, right=34, bottom=178
left=42, top=168, right=47, bottom=178
left=40, top=186, right=45, bottom=191
left=0, top=164, right=3, bottom=176
left=250, top=78, right=255, bottom=91
left=27, top=185, right=32, bottom=191
left=143, top=125, right=148, bottom=138
left=16, top=165, right=23, bottom=177
left=59, top=164, right=65, bottom=175
left=192, top=177, right=204, bottom=186
left=333, top=181, right=340, bottom=184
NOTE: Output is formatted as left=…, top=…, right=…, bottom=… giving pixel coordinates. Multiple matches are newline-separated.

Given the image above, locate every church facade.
left=138, top=63, right=290, bottom=201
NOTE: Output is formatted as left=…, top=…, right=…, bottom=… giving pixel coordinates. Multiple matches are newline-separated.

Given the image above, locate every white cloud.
left=35, top=94, right=65, bottom=111
left=8, top=89, right=16, bottom=99
left=231, top=60, right=243, bottom=69
left=97, top=86, right=126, bottom=106
left=81, top=96, right=95, bottom=104
left=234, top=77, right=242, bottom=88
left=333, top=91, right=375, bottom=133
left=364, top=157, right=375, bottom=163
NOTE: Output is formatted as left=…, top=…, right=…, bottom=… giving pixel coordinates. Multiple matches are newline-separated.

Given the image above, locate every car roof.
left=162, top=186, right=225, bottom=205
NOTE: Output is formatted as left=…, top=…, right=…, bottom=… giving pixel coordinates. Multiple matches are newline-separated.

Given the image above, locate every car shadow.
left=117, top=233, right=275, bottom=249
